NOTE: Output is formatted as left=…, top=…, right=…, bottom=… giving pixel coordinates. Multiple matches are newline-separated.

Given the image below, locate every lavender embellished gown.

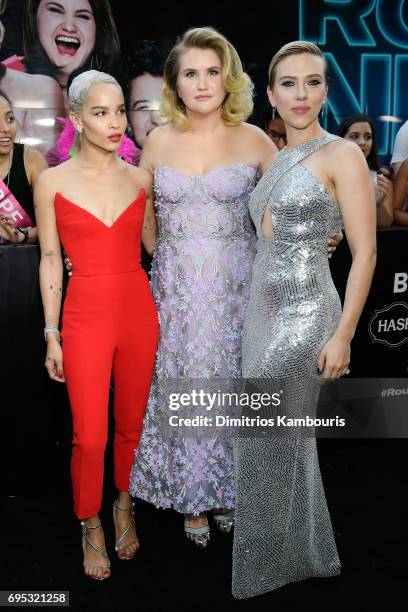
left=129, top=164, right=258, bottom=514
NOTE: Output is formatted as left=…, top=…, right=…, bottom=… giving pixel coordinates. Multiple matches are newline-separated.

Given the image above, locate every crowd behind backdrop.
left=0, top=0, right=407, bottom=483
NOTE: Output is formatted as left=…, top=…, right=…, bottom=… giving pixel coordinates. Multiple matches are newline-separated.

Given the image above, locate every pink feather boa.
left=46, top=117, right=142, bottom=167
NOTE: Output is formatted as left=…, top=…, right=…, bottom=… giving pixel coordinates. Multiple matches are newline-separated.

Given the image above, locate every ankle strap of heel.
left=114, top=500, right=135, bottom=514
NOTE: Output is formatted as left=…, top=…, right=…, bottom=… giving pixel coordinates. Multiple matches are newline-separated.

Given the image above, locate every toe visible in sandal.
left=81, top=521, right=111, bottom=581
left=113, top=500, right=139, bottom=560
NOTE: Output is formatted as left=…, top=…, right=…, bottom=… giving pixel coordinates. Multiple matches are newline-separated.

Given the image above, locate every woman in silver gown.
left=233, top=41, right=376, bottom=598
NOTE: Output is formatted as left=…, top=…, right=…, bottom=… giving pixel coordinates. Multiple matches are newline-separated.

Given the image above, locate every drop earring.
left=320, top=98, right=327, bottom=119
left=272, top=106, right=276, bottom=120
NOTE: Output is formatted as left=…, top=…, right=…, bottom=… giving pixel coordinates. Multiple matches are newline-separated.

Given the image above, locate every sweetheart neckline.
left=54, top=188, right=145, bottom=229
left=153, top=164, right=259, bottom=178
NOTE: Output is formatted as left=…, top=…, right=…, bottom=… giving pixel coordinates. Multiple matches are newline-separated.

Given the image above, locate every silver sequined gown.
left=232, top=134, right=342, bottom=598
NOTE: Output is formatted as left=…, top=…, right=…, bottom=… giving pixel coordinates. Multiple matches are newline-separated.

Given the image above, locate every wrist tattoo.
left=45, top=250, right=56, bottom=256
left=144, top=215, right=153, bottom=231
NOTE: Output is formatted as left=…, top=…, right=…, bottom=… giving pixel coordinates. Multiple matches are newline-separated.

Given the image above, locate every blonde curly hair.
left=161, top=27, right=254, bottom=130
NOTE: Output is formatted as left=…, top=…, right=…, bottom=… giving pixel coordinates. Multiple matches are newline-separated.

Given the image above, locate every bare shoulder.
left=126, top=163, right=152, bottom=189
left=34, top=164, right=69, bottom=197
left=236, top=122, right=277, bottom=170
left=325, top=137, right=365, bottom=172
left=325, top=138, right=369, bottom=186
left=238, top=122, right=267, bottom=138
left=238, top=122, right=277, bottom=154
left=144, top=123, right=176, bottom=147
left=25, top=145, right=47, bottom=166
left=327, top=137, right=364, bottom=162
left=236, top=122, right=270, bottom=145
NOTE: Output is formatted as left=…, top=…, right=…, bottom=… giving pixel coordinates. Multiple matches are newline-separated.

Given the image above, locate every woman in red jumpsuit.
left=35, top=70, right=159, bottom=581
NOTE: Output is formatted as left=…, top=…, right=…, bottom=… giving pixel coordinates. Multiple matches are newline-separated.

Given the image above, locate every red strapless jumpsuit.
left=54, top=188, right=158, bottom=519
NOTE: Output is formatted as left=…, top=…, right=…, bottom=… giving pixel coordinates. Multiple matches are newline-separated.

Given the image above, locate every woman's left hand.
left=327, top=230, right=343, bottom=258
left=0, top=214, right=21, bottom=243
left=317, top=334, right=351, bottom=379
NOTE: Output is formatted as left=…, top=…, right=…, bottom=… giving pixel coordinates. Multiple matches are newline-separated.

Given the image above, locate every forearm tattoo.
left=49, top=283, right=62, bottom=296
left=144, top=215, right=153, bottom=231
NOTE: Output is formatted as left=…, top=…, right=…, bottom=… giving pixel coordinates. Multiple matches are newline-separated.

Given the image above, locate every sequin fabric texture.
left=233, top=135, right=343, bottom=598
left=129, top=164, right=258, bottom=514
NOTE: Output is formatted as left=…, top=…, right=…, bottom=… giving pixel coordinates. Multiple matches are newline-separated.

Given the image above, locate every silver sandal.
left=184, top=514, right=210, bottom=548
left=113, top=500, right=139, bottom=560
left=212, top=509, right=235, bottom=533
left=80, top=521, right=110, bottom=580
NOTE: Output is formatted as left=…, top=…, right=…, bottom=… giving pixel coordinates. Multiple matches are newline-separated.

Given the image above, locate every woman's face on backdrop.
left=37, top=0, right=96, bottom=76
left=0, top=96, right=17, bottom=155
left=176, top=47, right=226, bottom=117
left=71, top=83, right=127, bottom=153
left=268, top=52, right=327, bottom=131
left=129, top=73, right=163, bottom=148
left=343, top=122, right=373, bottom=158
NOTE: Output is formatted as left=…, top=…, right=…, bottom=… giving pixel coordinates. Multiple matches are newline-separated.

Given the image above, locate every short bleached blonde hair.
left=161, top=27, right=254, bottom=130
left=268, top=40, right=329, bottom=88
left=69, top=69, right=122, bottom=115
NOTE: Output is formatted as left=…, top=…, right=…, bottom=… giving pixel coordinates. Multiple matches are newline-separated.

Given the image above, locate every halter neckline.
left=281, top=133, right=335, bottom=154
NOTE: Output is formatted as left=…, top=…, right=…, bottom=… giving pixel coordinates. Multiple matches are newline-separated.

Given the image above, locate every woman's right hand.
left=0, top=214, right=20, bottom=243
left=375, top=174, right=391, bottom=204
left=45, top=337, right=65, bottom=382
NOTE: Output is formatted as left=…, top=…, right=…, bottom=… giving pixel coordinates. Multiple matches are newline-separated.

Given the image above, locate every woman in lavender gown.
left=129, top=27, right=341, bottom=547
left=128, top=27, right=276, bottom=545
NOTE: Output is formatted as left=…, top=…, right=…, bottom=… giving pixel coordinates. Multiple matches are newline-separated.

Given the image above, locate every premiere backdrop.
left=1, top=0, right=408, bottom=156
left=1, top=0, right=407, bottom=393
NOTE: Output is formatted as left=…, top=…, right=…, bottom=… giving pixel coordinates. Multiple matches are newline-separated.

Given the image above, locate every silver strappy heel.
left=80, top=521, right=110, bottom=579
left=184, top=514, right=210, bottom=548
left=113, top=500, right=139, bottom=560
left=212, top=509, right=235, bottom=533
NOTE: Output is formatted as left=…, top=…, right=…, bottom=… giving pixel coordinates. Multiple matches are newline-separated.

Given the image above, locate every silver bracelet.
left=44, top=325, right=60, bottom=342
